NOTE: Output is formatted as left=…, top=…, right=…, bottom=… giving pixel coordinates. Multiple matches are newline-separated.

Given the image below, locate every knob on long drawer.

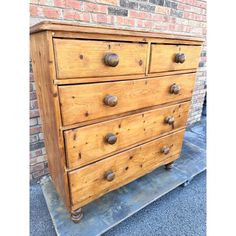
left=105, top=133, right=117, bottom=145
left=165, top=116, right=175, bottom=125
left=170, top=83, right=181, bottom=94
left=104, top=53, right=119, bottom=67
left=104, top=95, right=118, bottom=107
left=104, top=170, right=115, bottom=181
left=161, top=146, right=170, bottom=155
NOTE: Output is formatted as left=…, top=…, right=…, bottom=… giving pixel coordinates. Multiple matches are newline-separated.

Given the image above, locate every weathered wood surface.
left=69, top=129, right=185, bottom=209
left=64, top=102, right=190, bottom=169
left=150, top=44, right=202, bottom=73
left=59, top=73, right=196, bottom=126
left=54, top=39, right=147, bottom=79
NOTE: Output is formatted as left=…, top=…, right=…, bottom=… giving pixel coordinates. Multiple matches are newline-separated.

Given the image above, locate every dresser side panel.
left=30, top=31, right=70, bottom=210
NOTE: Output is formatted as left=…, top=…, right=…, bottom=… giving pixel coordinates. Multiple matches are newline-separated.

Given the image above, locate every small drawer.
left=69, top=129, right=185, bottom=209
left=53, top=39, right=147, bottom=79
left=64, top=102, right=190, bottom=169
left=150, top=44, right=202, bottom=73
left=59, top=73, right=196, bottom=126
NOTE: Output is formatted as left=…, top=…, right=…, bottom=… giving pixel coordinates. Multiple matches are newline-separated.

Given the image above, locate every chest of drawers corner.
left=30, top=21, right=204, bottom=222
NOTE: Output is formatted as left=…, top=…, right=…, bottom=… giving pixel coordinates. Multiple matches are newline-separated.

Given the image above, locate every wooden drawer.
left=64, top=102, right=190, bottom=169
left=150, top=44, right=201, bottom=73
left=53, top=39, right=147, bottom=79
left=69, top=129, right=185, bottom=209
left=59, top=73, right=195, bottom=126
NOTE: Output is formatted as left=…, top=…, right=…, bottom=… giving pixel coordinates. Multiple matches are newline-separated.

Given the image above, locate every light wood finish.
left=59, top=73, right=195, bottom=126
left=30, top=21, right=204, bottom=217
left=30, top=32, right=70, bottom=209
left=52, top=31, right=203, bottom=45
left=150, top=44, right=202, bottom=73
left=64, top=102, right=190, bottom=169
left=54, top=39, right=147, bottom=79
left=53, top=69, right=197, bottom=85
left=69, top=129, right=185, bottom=209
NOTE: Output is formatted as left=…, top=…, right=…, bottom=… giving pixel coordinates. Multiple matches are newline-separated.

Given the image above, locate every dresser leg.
left=165, top=161, right=174, bottom=170
left=71, top=208, right=83, bottom=223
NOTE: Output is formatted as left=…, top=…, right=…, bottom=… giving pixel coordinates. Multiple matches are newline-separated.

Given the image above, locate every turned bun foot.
left=71, top=208, right=83, bottom=223
left=165, top=161, right=174, bottom=170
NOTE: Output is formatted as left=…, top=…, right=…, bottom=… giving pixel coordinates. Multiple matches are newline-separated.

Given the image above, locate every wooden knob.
left=104, top=53, right=119, bottom=67
left=105, top=133, right=117, bottom=145
left=170, top=83, right=181, bottom=94
left=104, top=170, right=115, bottom=181
left=161, top=146, right=170, bottom=155
left=104, top=95, right=118, bottom=107
left=165, top=116, right=175, bottom=125
left=175, top=53, right=186, bottom=63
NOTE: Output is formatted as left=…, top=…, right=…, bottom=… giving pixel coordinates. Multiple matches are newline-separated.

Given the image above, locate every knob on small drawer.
left=105, top=133, right=117, bottom=145
left=104, top=53, right=119, bottom=67
left=170, top=83, right=181, bottom=94
left=104, top=95, right=118, bottom=107
left=104, top=170, right=115, bottom=181
left=165, top=116, right=175, bottom=125
left=175, top=53, right=186, bottom=64
left=161, top=146, right=170, bottom=155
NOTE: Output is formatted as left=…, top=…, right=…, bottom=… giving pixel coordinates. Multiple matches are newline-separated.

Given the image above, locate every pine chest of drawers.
left=30, top=21, right=203, bottom=222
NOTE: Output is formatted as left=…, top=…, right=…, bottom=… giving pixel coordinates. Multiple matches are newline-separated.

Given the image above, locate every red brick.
left=30, top=73, right=34, bottom=81
left=65, top=0, right=81, bottom=10
left=93, top=14, right=113, bottom=24
left=136, top=20, right=143, bottom=28
left=30, top=110, right=40, bottom=118
left=84, top=2, right=107, bottom=13
left=30, top=126, right=42, bottom=135
left=129, top=10, right=152, bottom=20
left=117, top=16, right=135, bottom=26
left=143, top=21, right=154, bottom=28
left=30, top=162, right=45, bottom=173
left=30, top=5, right=39, bottom=17
left=30, top=92, right=37, bottom=100
left=63, top=9, right=80, bottom=20
left=80, top=12, right=91, bottom=22
left=43, top=7, right=61, bottom=18
left=30, top=149, right=43, bottom=158
left=54, top=0, right=65, bottom=7
left=32, top=170, right=45, bottom=178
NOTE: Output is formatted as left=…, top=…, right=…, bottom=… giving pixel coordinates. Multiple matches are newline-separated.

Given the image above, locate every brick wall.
left=30, top=0, right=206, bottom=181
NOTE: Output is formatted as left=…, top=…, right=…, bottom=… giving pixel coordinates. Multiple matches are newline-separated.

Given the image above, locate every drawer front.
left=59, top=73, right=195, bottom=126
left=69, top=130, right=185, bottom=208
left=150, top=44, right=201, bottom=73
left=54, top=39, right=147, bottom=79
left=64, top=102, right=190, bottom=169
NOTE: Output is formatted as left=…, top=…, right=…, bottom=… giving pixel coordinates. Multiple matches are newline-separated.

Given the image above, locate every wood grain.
left=69, top=129, right=185, bottom=209
left=30, top=32, right=70, bottom=210
left=30, top=21, right=204, bottom=43
left=64, top=102, right=190, bottom=169
left=53, top=69, right=197, bottom=85
left=54, top=39, right=147, bottom=79
left=150, top=44, right=202, bottom=73
left=59, top=73, right=196, bottom=126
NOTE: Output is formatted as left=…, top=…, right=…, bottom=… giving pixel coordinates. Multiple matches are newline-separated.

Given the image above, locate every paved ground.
left=30, top=116, right=206, bottom=236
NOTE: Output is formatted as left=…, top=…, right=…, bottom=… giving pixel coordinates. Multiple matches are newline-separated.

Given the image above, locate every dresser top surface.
left=30, top=21, right=204, bottom=42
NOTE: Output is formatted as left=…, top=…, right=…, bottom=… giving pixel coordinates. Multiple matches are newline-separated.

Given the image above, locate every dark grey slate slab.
left=40, top=136, right=206, bottom=236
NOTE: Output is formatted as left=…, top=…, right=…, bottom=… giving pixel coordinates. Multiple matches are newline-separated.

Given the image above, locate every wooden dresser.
left=30, top=21, right=203, bottom=223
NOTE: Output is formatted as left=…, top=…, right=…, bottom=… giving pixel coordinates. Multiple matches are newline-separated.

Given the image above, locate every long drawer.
left=59, top=73, right=195, bottom=126
left=54, top=39, right=147, bottom=79
left=150, top=44, right=201, bottom=73
left=69, top=129, right=185, bottom=209
left=64, top=101, right=190, bottom=169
